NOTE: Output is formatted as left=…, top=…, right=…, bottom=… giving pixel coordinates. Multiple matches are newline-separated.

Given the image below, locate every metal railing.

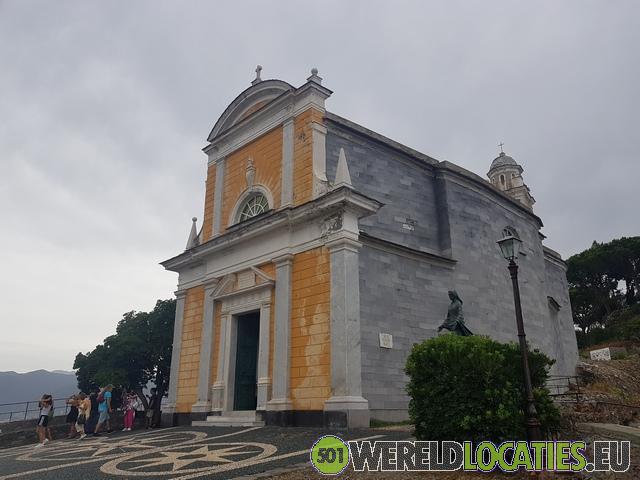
left=546, top=377, right=640, bottom=413
left=546, top=375, right=582, bottom=404
left=0, top=398, right=71, bottom=423
left=0, top=396, right=170, bottom=424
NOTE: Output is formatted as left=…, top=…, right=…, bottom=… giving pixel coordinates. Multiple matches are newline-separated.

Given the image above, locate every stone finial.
left=251, top=65, right=263, bottom=85
left=333, top=148, right=353, bottom=188
left=307, top=67, right=322, bottom=84
left=186, top=217, right=200, bottom=250
left=245, top=157, right=256, bottom=188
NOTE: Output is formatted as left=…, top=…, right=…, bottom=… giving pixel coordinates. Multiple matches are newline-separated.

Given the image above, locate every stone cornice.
left=207, top=79, right=294, bottom=142
left=435, top=163, right=544, bottom=228
left=213, top=280, right=274, bottom=302
left=273, top=253, right=294, bottom=267
left=160, top=186, right=382, bottom=272
left=203, top=80, right=333, bottom=164
left=325, top=233, right=362, bottom=252
left=543, top=245, right=567, bottom=270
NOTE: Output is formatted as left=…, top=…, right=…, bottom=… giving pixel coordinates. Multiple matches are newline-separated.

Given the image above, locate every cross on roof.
left=251, top=65, right=263, bottom=85
left=498, top=142, right=505, bottom=154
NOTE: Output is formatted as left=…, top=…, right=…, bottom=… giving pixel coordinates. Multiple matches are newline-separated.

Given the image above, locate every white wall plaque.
left=379, top=333, right=393, bottom=349
left=590, top=347, right=611, bottom=361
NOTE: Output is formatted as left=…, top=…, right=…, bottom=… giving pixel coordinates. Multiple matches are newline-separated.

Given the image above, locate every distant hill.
left=0, top=370, right=78, bottom=404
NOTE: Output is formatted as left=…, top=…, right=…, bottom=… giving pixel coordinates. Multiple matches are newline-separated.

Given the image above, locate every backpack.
left=97, top=392, right=105, bottom=403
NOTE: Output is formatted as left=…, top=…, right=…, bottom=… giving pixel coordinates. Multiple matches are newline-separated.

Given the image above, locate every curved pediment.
left=207, top=79, right=294, bottom=142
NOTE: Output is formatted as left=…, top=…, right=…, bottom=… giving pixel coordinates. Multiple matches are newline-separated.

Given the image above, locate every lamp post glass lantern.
left=497, top=234, right=522, bottom=261
left=496, top=233, right=543, bottom=442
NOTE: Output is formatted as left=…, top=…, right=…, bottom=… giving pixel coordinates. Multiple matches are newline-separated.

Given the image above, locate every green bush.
left=405, top=334, right=560, bottom=443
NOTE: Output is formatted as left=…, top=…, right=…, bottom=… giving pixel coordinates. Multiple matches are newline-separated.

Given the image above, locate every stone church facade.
left=161, top=68, right=578, bottom=428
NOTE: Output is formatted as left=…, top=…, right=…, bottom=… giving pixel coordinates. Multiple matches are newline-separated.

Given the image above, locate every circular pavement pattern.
left=16, top=430, right=207, bottom=463
left=0, top=425, right=411, bottom=479
left=101, top=441, right=277, bottom=477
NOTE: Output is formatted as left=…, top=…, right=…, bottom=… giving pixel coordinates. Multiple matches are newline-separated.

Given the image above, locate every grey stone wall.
left=358, top=243, right=454, bottom=421
left=325, top=118, right=578, bottom=421
left=543, top=254, right=580, bottom=377
left=325, top=126, right=442, bottom=254
left=441, top=174, right=577, bottom=376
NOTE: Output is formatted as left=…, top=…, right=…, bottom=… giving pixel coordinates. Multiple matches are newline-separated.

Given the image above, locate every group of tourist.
left=35, top=386, right=160, bottom=448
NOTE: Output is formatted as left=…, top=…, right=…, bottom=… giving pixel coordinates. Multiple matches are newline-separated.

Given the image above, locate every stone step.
left=222, top=410, right=258, bottom=418
left=191, top=411, right=264, bottom=427
left=192, top=418, right=264, bottom=427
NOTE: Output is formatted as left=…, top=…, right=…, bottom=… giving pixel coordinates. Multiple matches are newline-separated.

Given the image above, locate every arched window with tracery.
left=238, top=193, right=269, bottom=222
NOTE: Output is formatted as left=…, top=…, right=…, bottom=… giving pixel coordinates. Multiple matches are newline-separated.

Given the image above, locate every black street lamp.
left=497, top=233, right=543, bottom=442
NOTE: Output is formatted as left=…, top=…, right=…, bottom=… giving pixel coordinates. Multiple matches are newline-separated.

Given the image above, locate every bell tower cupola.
left=487, top=145, right=535, bottom=210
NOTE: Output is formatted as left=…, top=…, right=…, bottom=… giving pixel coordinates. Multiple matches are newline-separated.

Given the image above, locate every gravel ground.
left=0, top=423, right=636, bottom=479
left=0, top=425, right=411, bottom=480
left=262, top=466, right=564, bottom=479
left=263, top=425, right=640, bottom=480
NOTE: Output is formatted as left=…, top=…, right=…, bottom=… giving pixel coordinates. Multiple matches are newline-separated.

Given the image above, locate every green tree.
left=73, top=299, right=176, bottom=418
left=606, top=237, right=640, bottom=305
left=566, top=238, right=638, bottom=332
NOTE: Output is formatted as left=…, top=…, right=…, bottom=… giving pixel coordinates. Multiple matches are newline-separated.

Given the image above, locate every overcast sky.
left=1, top=0, right=638, bottom=373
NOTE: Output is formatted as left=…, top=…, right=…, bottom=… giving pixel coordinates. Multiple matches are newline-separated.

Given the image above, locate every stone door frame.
left=211, top=277, right=272, bottom=414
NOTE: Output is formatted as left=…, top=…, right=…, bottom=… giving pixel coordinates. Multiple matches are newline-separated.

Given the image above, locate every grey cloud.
left=1, top=0, right=638, bottom=371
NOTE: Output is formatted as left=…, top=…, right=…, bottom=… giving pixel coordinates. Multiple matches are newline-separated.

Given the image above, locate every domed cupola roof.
left=486, top=146, right=535, bottom=211
left=487, top=150, right=524, bottom=177
left=490, top=151, right=518, bottom=170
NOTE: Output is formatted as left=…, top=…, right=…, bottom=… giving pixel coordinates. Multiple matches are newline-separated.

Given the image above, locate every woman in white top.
left=35, top=394, right=53, bottom=448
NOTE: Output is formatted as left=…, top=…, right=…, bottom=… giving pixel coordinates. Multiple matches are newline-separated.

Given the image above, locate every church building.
left=161, top=68, right=578, bottom=428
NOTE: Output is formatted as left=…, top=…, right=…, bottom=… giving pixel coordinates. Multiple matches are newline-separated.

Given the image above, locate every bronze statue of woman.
left=438, top=290, right=473, bottom=336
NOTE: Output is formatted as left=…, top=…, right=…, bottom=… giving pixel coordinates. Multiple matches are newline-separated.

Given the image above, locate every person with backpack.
left=93, top=385, right=113, bottom=436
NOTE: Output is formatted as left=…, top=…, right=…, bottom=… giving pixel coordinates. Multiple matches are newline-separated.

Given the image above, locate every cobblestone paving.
left=0, top=426, right=411, bottom=480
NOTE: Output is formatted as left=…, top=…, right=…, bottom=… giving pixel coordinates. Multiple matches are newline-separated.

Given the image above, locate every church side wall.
left=358, top=244, right=454, bottom=421
left=325, top=126, right=442, bottom=254
left=442, top=175, right=577, bottom=376
left=324, top=122, right=577, bottom=422
left=544, top=256, right=579, bottom=376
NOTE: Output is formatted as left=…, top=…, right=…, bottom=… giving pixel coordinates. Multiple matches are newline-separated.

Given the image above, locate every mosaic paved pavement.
left=0, top=426, right=411, bottom=479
